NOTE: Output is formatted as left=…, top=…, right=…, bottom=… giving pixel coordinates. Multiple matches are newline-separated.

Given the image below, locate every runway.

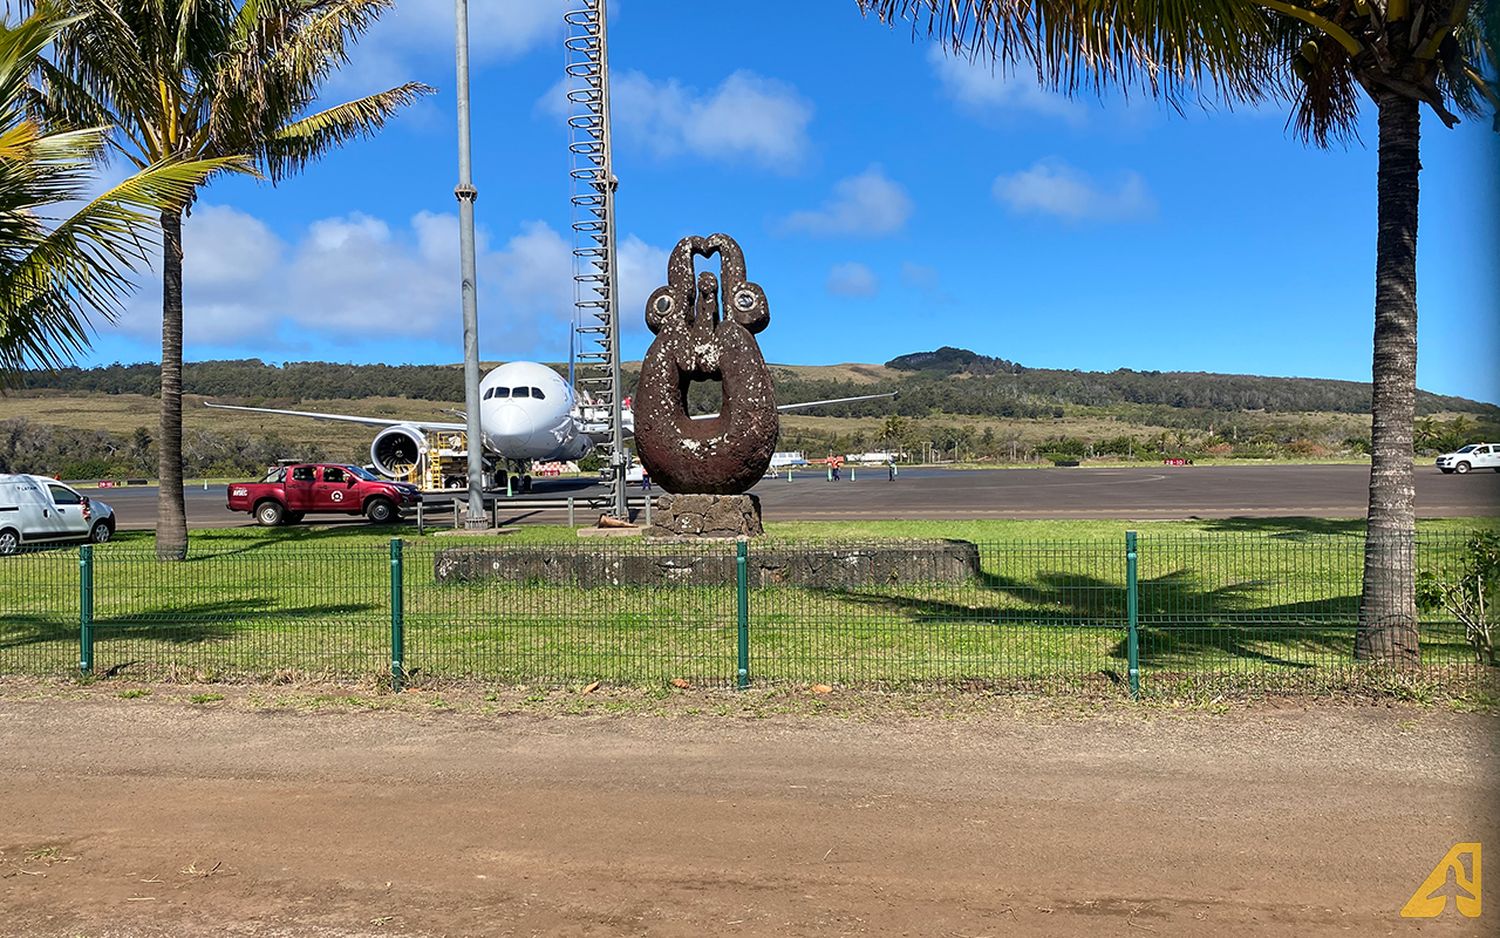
left=92, top=464, right=1499, bottom=531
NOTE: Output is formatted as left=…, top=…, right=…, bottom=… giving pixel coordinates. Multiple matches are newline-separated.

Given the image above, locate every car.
left=1435, top=443, right=1500, bottom=474
left=0, top=474, right=116, bottom=555
left=226, top=463, right=421, bottom=526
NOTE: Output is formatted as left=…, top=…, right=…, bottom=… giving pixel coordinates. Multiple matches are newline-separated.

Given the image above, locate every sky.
left=76, top=0, right=1500, bottom=403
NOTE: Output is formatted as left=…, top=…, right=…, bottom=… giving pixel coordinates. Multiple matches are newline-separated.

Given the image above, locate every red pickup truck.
left=227, top=464, right=421, bottom=526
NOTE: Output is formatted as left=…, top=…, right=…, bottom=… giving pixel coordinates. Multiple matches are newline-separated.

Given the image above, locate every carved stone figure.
left=633, top=233, right=778, bottom=495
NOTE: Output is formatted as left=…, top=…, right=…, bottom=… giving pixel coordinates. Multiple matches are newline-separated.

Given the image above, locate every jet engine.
left=370, top=425, right=428, bottom=480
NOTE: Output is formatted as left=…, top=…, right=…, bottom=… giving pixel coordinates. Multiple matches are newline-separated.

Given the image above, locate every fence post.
left=78, top=544, right=94, bottom=676
left=390, top=538, right=405, bottom=691
left=1125, top=530, right=1140, bottom=700
left=736, top=540, right=750, bottom=689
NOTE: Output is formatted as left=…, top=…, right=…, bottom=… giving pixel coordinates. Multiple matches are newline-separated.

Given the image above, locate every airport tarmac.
left=92, top=464, right=1499, bottom=531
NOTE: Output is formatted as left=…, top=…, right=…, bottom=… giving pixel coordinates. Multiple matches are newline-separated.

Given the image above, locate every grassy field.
left=2, top=518, right=1495, bottom=694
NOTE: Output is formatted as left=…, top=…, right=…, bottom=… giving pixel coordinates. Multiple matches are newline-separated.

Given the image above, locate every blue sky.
left=81, top=1, right=1500, bottom=403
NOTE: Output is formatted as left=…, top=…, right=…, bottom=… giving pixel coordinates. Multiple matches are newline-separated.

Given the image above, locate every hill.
left=3, top=352, right=1496, bottom=478
left=18, top=352, right=1495, bottom=418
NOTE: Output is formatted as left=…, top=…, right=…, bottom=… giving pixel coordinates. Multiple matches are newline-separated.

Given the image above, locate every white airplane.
left=206, top=360, right=893, bottom=491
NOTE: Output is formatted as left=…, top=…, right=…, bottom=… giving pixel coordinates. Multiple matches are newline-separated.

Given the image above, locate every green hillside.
left=3, top=351, right=1496, bottom=478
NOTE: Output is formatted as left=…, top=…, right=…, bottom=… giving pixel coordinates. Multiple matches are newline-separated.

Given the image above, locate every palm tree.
left=2, top=7, right=227, bottom=383
left=39, top=0, right=431, bottom=559
left=857, top=1, right=1496, bottom=662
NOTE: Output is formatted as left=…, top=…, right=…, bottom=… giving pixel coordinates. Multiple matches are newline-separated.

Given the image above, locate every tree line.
left=20, top=356, right=1497, bottom=421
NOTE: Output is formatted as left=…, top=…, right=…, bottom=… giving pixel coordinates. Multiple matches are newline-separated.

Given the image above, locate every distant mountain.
left=14, top=353, right=1498, bottom=419
left=880, top=347, right=1496, bottom=417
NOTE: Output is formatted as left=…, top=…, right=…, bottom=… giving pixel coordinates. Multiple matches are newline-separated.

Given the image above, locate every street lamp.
left=454, top=0, right=485, bottom=528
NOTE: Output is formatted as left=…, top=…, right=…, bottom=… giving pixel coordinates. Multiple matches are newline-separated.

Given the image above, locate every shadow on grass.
left=824, top=565, right=1364, bottom=670
left=1190, top=517, right=1366, bottom=538
left=1, top=597, right=380, bottom=652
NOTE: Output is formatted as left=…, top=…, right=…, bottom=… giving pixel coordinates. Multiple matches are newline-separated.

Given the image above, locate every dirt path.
left=1, top=692, right=1496, bottom=937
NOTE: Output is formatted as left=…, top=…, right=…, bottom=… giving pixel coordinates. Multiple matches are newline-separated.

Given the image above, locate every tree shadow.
left=0, top=597, right=380, bottom=651
left=824, top=565, right=1364, bottom=670
left=1189, top=517, right=1366, bottom=538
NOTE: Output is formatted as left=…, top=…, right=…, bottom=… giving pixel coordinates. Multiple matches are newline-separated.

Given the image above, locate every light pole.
left=454, top=0, right=485, bottom=528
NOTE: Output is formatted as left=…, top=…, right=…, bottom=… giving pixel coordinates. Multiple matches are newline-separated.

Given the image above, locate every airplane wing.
left=690, top=391, right=898, bottom=421
left=775, top=392, right=897, bottom=413
left=204, top=401, right=467, bottom=432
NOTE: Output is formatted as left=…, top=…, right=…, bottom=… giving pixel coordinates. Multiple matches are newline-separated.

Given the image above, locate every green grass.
left=1, top=518, right=1495, bottom=694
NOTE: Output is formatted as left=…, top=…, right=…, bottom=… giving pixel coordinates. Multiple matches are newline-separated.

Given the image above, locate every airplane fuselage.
left=476, top=361, right=592, bottom=463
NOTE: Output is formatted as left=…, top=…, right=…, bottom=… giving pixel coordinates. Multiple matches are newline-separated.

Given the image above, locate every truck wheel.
left=255, top=500, right=285, bottom=526
left=365, top=497, right=396, bottom=524
left=1455, top=461, right=1471, bottom=474
left=89, top=521, right=112, bottom=544
left=0, top=529, right=18, bottom=556
left=285, top=512, right=305, bottom=524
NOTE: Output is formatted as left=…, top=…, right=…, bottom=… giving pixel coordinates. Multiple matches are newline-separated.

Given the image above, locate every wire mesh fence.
left=0, top=531, right=1492, bottom=694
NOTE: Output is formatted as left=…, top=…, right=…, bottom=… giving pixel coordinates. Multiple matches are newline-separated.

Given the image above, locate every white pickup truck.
left=0, top=475, right=116, bottom=554
left=1435, top=443, right=1500, bottom=474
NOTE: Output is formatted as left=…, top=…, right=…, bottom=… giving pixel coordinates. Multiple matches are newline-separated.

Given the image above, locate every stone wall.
left=433, top=540, right=981, bottom=589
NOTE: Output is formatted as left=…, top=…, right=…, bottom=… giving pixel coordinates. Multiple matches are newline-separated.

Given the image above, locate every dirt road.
left=1, top=690, right=1495, bottom=937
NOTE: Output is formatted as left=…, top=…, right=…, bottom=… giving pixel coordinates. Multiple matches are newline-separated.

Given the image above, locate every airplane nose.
left=489, top=404, right=532, bottom=449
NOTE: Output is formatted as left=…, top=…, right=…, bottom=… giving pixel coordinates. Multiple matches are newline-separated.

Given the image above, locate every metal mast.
left=454, top=0, right=486, bottom=528
left=565, top=0, right=628, bottom=519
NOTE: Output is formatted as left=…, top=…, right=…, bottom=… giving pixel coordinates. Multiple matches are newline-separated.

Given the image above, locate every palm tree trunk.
left=1355, top=89, right=1421, bottom=663
left=155, top=208, right=188, bottom=561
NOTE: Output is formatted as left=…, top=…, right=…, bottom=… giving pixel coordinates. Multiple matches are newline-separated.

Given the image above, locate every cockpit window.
left=494, top=387, right=510, bottom=399
left=513, top=386, right=531, bottom=399
left=531, top=387, right=545, bottom=400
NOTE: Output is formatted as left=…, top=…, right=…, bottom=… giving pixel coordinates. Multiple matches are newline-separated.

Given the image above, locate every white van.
left=0, top=475, right=116, bottom=555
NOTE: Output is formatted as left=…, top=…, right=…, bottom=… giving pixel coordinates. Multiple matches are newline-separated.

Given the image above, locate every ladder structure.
left=565, top=1, right=628, bottom=519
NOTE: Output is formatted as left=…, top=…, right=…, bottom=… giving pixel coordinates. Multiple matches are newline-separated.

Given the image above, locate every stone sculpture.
left=633, top=233, right=778, bottom=496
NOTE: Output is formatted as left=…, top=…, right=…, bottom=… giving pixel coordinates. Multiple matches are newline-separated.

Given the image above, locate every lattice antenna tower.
left=565, top=0, right=627, bottom=518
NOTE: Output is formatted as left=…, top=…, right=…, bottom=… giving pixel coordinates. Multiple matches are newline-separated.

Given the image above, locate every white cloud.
left=826, top=262, right=879, bottom=298
left=928, top=46, right=1082, bottom=123
left=992, top=160, right=1156, bottom=222
left=323, top=0, right=569, bottom=95
left=117, top=205, right=667, bottom=356
left=544, top=69, right=814, bottom=169
left=782, top=166, right=913, bottom=237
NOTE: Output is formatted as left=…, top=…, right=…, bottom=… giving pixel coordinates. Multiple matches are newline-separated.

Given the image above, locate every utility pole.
left=454, top=0, right=485, bottom=528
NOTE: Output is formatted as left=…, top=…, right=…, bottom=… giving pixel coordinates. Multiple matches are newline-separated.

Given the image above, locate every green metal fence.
left=0, top=532, right=1491, bottom=696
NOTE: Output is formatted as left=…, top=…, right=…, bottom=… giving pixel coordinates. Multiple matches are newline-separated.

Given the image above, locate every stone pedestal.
left=646, top=493, right=763, bottom=539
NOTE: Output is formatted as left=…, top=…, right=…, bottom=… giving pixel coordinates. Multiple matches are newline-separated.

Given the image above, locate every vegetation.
left=1418, top=530, right=1498, bottom=665
left=5, top=348, right=1499, bottom=478
left=0, top=519, right=1492, bottom=692
left=0, top=8, right=223, bottom=381
left=857, top=0, right=1498, bottom=663
left=38, top=0, right=430, bottom=559
left=19, top=353, right=1497, bottom=418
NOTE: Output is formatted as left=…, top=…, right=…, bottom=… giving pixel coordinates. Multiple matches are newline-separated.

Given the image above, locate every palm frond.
left=263, top=81, right=432, bottom=180
left=854, top=0, right=1279, bottom=109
